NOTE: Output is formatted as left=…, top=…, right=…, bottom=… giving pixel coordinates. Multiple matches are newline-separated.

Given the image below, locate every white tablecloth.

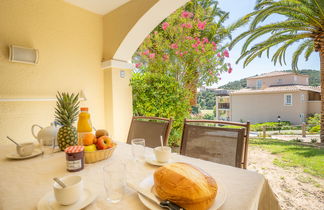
left=0, top=142, right=280, bottom=210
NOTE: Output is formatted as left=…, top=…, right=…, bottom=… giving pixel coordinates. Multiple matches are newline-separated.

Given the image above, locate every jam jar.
left=65, top=146, right=84, bottom=172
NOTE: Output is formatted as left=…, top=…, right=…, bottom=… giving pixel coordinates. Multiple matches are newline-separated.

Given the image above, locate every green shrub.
left=203, top=113, right=215, bottom=120
left=250, top=121, right=291, bottom=131
left=309, top=125, right=320, bottom=133
left=130, top=72, right=190, bottom=146
left=307, top=114, right=320, bottom=133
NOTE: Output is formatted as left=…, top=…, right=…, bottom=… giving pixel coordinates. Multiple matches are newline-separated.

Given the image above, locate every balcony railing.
left=218, top=103, right=230, bottom=109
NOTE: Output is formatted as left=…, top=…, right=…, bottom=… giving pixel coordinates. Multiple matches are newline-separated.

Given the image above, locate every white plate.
left=145, top=156, right=172, bottom=166
left=37, top=186, right=98, bottom=210
left=138, top=176, right=227, bottom=210
left=6, top=149, right=43, bottom=160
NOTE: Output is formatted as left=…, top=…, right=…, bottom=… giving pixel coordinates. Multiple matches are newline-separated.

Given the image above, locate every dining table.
left=0, top=142, right=281, bottom=210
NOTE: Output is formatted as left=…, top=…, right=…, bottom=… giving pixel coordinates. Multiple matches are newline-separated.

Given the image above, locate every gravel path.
left=248, top=146, right=324, bottom=210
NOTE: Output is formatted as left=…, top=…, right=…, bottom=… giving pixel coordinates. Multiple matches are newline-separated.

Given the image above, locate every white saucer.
left=145, top=156, right=171, bottom=166
left=6, top=149, right=43, bottom=160
left=37, top=186, right=98, bottom=210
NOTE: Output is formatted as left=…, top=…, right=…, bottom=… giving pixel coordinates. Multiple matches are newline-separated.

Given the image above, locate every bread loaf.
left=153, top=162, right=217, bottom=210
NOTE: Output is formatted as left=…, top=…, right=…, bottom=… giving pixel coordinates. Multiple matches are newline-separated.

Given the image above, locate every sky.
left=211, top=0, right=320, bottom=87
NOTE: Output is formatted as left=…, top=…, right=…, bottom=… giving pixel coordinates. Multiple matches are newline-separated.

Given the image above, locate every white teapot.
left=31, top=122, right=59, bottom=146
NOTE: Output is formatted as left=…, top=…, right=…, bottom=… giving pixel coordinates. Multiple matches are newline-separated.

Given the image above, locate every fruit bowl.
left=84, top=143, right=117, bottom=164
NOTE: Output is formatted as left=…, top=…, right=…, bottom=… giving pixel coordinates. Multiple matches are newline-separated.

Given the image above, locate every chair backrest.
left=180, top=119, right=250, bottom=168
left=127, top=116, right=172, bottom=148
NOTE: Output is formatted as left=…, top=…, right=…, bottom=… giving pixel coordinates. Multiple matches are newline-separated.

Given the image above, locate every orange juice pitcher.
left=77, top=107, right=92, bottom=145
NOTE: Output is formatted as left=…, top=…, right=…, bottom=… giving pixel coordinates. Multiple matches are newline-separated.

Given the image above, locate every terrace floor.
left=248, top=140, right=324, bottom=210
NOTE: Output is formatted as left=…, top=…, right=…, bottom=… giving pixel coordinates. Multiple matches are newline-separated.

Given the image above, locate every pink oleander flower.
left=146, top=35, right=151, bottom=39
left=217, top=53, right=222, bottom=57
left=135, top=63, right=142, bottom=68
left=181, top=23, right=192, bottom=29
left=185, top=36, right=193, bottom=40
left=179, top=52, right=184, bottom=57
left=192, top=43, right=198, bottom=48
left=149, top=53, right=155, bottom=59
left=181, top=11, right=193, bottom=18
left=197, top=20, right=207, bottom=30
left=175, top=51, right=180, bottom=55
left=228, top=67, right=233, bottom=74
left=163, top=54, right=169, bottom=61
left=202, top=37, right=209, bottom=44
left=154, top=31, right=158, bottom=35
left=208, top=70, right=213, bottom=75
left=211, top=41, right=216, bottom=47
left=223, top=49, right=229, bottom=57
left=201, top=48, right=205, bottom=52
left=213, top=47, right=217, bottom=51
left=183, top=51, right=188, bottom=54
left=194, top=37, right=200, bottom=41
left=162, top=22, right=169, bottom=30
left=142, top=50, right=150, bottom=56
left=170, top=43, right=178, bottom=49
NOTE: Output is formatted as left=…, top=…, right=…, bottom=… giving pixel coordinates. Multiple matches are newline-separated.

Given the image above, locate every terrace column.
left=102, top=59, right=133, bottom=142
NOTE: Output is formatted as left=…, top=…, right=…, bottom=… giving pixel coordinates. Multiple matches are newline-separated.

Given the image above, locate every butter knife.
left=127, top=181, right=185, bottom=210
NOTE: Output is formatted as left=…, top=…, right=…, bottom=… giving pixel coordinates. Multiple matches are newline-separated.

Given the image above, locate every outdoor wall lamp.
left=9, top=45, right=39, bottom=64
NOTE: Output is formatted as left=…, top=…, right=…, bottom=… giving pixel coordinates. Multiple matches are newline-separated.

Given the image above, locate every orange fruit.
left=82, top=133, right=95, bottom=146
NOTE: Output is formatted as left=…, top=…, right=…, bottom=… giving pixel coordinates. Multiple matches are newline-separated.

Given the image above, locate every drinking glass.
left=39, top=138, right=54, bottom=157
left=103, top=161, right=125, bottom=203
left=131, top=138, right=145, bottom=161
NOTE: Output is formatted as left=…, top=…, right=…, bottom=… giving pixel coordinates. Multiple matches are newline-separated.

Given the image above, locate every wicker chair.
left=127, top=116, right=172, bottom=148
left=180, top=119, right=250, bottom=169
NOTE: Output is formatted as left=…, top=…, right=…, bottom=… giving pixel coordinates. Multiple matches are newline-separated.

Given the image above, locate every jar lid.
left=65, top=146, right=84, bottom=153
left=80, top=107, right=88, bottom=111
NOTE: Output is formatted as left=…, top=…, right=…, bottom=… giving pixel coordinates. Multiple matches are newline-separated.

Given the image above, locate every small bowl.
left=53, top=175, right=83, bottom=205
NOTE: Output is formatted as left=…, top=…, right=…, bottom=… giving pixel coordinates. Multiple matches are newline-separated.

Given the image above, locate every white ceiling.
left=64, top=0, right=131, bottom=15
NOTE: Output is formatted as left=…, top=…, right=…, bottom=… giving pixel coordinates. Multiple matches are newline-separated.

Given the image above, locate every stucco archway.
left=102, top=0, right=189, bottom=141
left=102, top=0, right=189, bottom=63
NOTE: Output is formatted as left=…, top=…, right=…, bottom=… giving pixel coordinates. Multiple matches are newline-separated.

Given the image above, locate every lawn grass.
left=250, top=138, right=324, bottom=178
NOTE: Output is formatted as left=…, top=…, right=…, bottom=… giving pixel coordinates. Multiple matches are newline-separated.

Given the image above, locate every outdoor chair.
left=127, top=116, right=173, bottom=148
left=180, top=119, right=250, bottom=169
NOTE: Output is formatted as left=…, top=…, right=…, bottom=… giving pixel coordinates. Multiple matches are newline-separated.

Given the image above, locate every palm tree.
left=229, top=0, right=324, bottom=143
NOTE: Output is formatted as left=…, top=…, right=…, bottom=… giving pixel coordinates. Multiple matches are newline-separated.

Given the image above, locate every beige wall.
left=307, top=101, right=321, bottom=115
left=247, top=74, right=309, bottom=89
left=0, top=0, right=104, bottom=144
left=231, top=91, right=308, bottom=124
left=102, top=0, right=158, bottom=61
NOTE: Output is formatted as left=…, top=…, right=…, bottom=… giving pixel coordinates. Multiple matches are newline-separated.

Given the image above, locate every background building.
left=215, top=71, right=321, bottom=124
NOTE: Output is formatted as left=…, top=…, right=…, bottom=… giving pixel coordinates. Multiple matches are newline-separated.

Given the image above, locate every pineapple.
left=55, top=92, right=80, bottom=151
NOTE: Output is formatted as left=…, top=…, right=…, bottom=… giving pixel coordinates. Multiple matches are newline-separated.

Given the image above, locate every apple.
left=84, top=144, right=97, bottom=152
left=96, top=136, right=113, bottom=150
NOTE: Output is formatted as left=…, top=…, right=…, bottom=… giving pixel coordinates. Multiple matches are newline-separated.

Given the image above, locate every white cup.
left=53, top=175, right=83, bottom=205
left=16, top=142, right=34, bottom=157
left=154, top=146, right=171, bottom=163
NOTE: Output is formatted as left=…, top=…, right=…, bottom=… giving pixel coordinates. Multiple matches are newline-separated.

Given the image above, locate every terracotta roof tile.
left=231, top=85, right=320, bottom=95
left=247, top=71, right=308, bottom=79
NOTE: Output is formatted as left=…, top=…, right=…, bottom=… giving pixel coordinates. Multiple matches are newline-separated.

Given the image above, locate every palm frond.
left=291, top=39, right=313, bottom=70
left=304, top=42, right=315, bottom=61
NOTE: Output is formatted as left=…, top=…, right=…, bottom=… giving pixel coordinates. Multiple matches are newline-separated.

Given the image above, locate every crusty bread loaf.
left=153, top=162, right=217, bottom=210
